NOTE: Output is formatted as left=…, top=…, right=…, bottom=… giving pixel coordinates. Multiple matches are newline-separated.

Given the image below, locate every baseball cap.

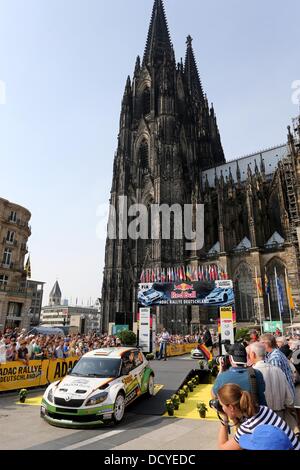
left=224, top=342, right=247, bottom=364
left=239, top=425, right=293, bottom=450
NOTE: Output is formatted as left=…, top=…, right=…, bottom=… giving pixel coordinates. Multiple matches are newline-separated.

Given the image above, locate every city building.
left=40, top=281, right=101, bottom=334
left=0, top=197, right=33, bottom=331
left=101, top=0, right=300, bottom=333
left=27, top=280, right=45, bottom=327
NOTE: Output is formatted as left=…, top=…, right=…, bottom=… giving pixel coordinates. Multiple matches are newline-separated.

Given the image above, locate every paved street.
left=0, top=356, right=219, bottom=450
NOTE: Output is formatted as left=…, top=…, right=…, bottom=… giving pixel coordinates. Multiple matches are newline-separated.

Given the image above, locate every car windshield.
left=145, top=289, right=155, bottom=295
left=210, top=288, right=222, bottom=295
left=69, top=357, right=121, bottom=378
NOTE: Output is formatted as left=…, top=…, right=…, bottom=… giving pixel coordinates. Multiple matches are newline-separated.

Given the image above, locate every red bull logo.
left=174, top=283, right=193, bottom=291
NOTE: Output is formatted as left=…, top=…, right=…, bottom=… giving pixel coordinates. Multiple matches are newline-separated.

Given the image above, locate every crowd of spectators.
left=0, top=327, right=122, bottom=363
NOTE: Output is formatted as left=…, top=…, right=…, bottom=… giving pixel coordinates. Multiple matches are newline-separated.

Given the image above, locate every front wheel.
left=113, top=393, right=125, bottom=424
left=146, top=374, right=155, bottom=397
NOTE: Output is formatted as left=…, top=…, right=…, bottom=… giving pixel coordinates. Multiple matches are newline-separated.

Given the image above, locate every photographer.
left=211, top=342, right=267, bottom=406
left=216, top=383, right=300, bottom=450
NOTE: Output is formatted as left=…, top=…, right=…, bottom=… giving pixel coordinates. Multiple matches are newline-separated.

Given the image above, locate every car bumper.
left=40, top=400, right=113, bottom=428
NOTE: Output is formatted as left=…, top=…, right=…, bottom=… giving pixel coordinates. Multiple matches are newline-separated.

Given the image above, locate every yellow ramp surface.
left=16, top=396, right=43, bottom=406
left=165, top=384, right=219, bottom=421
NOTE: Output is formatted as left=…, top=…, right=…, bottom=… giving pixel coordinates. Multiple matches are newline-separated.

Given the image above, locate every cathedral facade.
left=101, top=0, right=300, bottom=334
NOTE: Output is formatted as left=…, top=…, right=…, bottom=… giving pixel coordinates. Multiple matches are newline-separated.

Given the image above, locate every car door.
left=131, top=350, right=145, bottom=391
left=125, top=350, right=143, bottom=402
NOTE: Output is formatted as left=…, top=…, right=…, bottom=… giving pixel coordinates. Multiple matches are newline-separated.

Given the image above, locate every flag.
left=285, top=269, right=295, bottom=310
left=24, top=255, right=31, bottom=279
left=264, top=269, right=270, bottom=295
left=186, top=265, right=192, bottom=281
left=255, top=267, right=263, bottom=296
left=275, top=267, right=284, bottom=315
left=198, top=343, right=213, bottom=361
left=140, top=270, right=145, bottom=283
left=182, top=266, right=186, bottom=281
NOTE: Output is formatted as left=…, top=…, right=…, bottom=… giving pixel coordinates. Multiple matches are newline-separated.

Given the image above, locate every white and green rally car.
left=40, top=347, right=155, bottom=428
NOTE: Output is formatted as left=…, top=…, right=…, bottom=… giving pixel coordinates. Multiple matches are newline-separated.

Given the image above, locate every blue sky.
left=0, top=0, right=299, bottom=306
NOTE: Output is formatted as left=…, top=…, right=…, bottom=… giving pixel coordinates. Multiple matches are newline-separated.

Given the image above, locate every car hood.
left=53, top=375, right=113, bottom=400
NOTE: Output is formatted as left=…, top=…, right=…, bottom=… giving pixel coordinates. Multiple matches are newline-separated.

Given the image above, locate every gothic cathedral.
left=101, top=0, right=300, bottom=334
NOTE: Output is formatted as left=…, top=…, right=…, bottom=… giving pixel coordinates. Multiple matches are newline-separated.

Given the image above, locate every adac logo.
left=174, top=283, right=193, bottom=291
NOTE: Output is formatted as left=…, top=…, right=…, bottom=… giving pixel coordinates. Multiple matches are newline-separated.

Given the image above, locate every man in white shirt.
left=247, top=342, right=297, bottom=431
left=158, top=328, right=170, bottom=361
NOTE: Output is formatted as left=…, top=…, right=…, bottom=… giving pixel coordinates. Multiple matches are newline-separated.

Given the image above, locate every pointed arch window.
left=139, top=140, right=149, bottom=173
left=234, top=263, right=255, bottom=321
left=142, top=87, right=151, bottom=116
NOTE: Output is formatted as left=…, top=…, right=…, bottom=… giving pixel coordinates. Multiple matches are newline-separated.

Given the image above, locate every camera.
left=215, top=354, right=231, bottom=370
left=209, top=398, right=223, bottom=413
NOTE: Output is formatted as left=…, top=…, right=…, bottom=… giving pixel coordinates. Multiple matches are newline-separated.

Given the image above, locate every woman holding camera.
left=216, top=383, right=300, bottom=450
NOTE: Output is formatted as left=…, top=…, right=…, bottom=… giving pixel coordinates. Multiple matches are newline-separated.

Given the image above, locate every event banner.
left=0, top=357, right=80, bottom=392
left=0, top=360, right=48, bottom=392
left=46, top=357, right=79, bottom=383
left=138, top=280, right=234, bottom=307
left=138, top=308, right=151, bottom=352
left=220, top=306, right=235, bottom=354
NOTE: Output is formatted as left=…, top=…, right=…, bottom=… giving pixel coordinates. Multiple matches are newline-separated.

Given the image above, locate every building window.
left=234, top=263, right=255, bottom=321
left=6, top=231, right=15, bottom=243
left=139, top=140, right=149, bottom=171
left=142, top=87, right=151, bottom=115
left=2, top=248, right=12, bottom=266
left=9, top=211, right=17, bottom=222
left=7, top=302, right=22, bottom=317
left=0, top=275, right=8, bottom=286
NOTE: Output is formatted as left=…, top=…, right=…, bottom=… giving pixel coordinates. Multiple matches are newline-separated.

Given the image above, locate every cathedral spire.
left=134, top=56, right=141, bottom=77
left=184, top=35, right=204, bottom=102
left=122, top=76, right=132, bottom=106
left=143, top=0, right=173, bottom=67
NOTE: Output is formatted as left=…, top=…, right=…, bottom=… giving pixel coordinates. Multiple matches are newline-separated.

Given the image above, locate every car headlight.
left=47, top=388, right=54, bottom=403
left=85, top=392, right=108, bottom=407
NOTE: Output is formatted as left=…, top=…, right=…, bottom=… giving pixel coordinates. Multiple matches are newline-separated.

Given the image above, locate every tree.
left=118, top=330, right=137, bottom=347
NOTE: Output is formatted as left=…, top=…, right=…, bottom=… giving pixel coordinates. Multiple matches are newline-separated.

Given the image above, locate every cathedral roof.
left=49, top=281, right=61, bottom=299
left=208, top=241, right=220, bottom=254
left=143, top=0, right=173, bottom=66
left=265, top=231, right=285, bottom=247
left=202, top=144, right=287, bottom=188
left=234, top=237, right=252, bottom=251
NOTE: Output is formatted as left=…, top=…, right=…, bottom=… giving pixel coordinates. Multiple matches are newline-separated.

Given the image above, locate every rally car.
left=138, top=287, right=164, bottom=306
left=202, top=287, right=234, bottom=305
left=190, top=347, right=207, bottom=360
left=40, top=347, right=155, bottom=428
